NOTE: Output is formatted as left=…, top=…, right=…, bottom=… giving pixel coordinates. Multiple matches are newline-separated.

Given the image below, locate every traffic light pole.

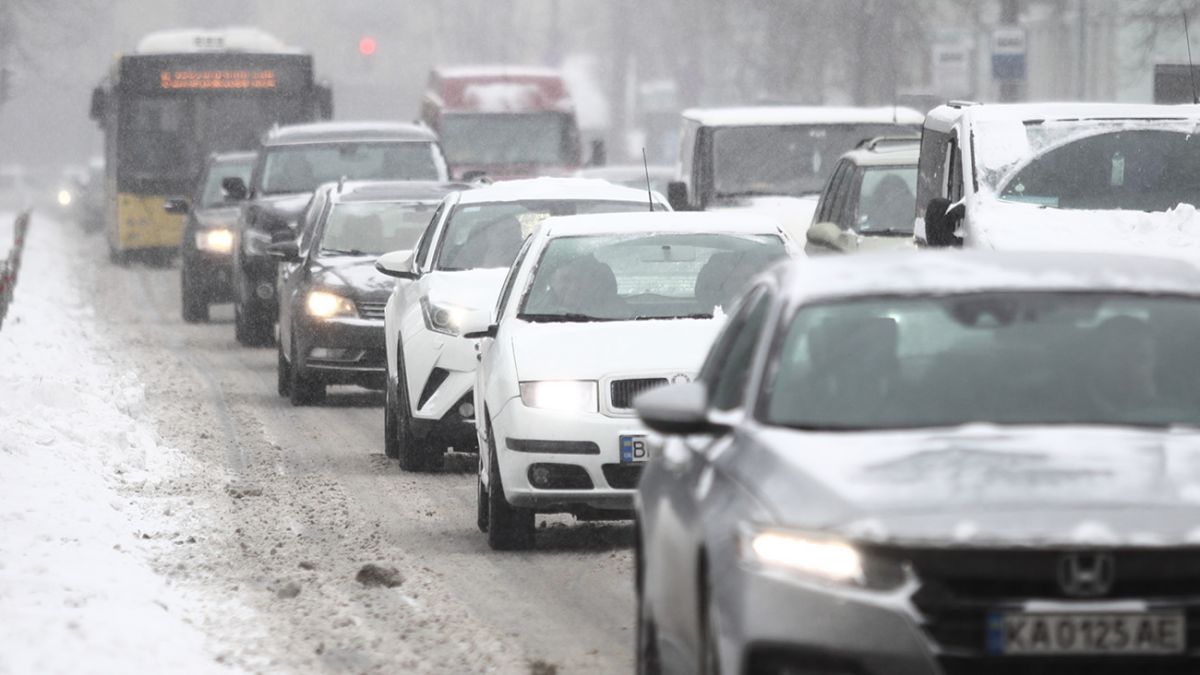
left=999, top=0, right=1023, bottom=102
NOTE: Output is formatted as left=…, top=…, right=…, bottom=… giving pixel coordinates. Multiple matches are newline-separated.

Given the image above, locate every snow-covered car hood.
left=426, top=268, right=510, bottom=312
left=509, top=318, right=722, bottom=381
left=312, top=256, right=396, bottom=299
left=711, top=195, right=819, bottom=243
left=969, top=197, right=1200, bottom=262
left=751, top=425, right=1200, bottom=547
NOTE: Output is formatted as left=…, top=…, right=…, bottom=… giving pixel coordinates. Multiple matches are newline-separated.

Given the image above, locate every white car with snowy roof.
left=461, top=211, right=794, bottom=550
left=918, top=101, right=1200, bottom=254
left=374, top=178, right=668, bottom=471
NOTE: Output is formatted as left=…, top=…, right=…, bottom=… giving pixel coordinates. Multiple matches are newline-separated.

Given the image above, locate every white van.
left=916, top=102, right=1200, bottom=253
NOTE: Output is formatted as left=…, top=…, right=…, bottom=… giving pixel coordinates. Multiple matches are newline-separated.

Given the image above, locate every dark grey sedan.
left=634, top=250, right=1200, bottom=675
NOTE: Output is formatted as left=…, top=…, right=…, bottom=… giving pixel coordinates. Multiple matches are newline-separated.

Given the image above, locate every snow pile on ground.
left=0, top=215, right=236, bottom=675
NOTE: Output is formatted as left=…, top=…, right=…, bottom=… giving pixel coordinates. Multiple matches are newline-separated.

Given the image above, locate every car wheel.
left=699, top=576, right=722, bottom=675
left=235, top=300, right=273, bottom=347
left=383, top=378, right=401, bottom=459
left=395, top=349, right=441, bottom=472
left=181, top=261, right=209, bottom=323
left=288, top=337, right=325, bottom=406
left=108, top=245, right=128, bottom=266
left=276, top=338, right=291, bottom=397
left=636, top=528, right=663, bottom=675
left=485, top=417, right=534, bottom=550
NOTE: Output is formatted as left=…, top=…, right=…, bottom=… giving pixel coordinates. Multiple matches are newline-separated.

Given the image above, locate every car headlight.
left=519, top=380, right=599, bottom=413
left=306, top=291, right=357, bottom=319
left=739, top=526, right=907, bottom=590
left=196, top=228, right=234, bottom=254
left=57, top=189, right=73, bottom=206
left=420, top=297, right=469, bottom=336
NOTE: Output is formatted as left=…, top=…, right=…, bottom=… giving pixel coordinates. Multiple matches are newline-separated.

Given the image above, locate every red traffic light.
left=358, top=37, right=377, bottom=56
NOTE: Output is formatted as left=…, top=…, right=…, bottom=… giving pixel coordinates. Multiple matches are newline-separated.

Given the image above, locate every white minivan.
left=916, top=102, right=1200, bottom=252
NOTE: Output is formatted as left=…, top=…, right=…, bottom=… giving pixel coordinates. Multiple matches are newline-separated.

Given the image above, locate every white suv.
left=375, top=178, right=668, bottom=471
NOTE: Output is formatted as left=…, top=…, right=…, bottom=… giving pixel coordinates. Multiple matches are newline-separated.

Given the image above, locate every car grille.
left=601, top=463, right=643, bottom=489
left=609, top=378, right=668, bottom=410
left=900, top=547, right=1200, bottom=658
left=358, top=300, right=386, bottom=321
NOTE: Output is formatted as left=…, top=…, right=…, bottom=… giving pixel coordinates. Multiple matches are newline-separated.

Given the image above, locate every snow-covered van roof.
left=455, top=177, right=667, bottom=206
left=539, top=211, right=785, bottom=239
left=136, top=27, right=298, bottom=55
left=263, top=122, right=437, bottom=146
left=681, top=106, right=925, bottom=128
left=779, top=250, right=1200, bottom=305
left=432, top=65, right=563, bottom=80
left=425, top=66, right=571, bottom=113
left=927, top=101, right=1200, bottom=132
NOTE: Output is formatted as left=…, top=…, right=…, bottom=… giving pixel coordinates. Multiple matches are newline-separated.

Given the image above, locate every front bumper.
left=492, top=400, right=646, bottom=514
left=714, top=565, right=935, bottom=675
left=404, top=328, right=479, bottom=423
left=182, top=248, right=234, bottom=301
left=296, top=316, right=386, bottom=388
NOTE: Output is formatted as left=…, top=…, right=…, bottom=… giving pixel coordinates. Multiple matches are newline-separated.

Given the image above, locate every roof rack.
left=947, top=100, right=982, bottom=109
left=857, top=135, right=921, bottom=151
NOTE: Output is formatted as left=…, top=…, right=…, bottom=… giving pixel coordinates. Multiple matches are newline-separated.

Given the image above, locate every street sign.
left=932, top=44, right=972, bottom=98
left=991, top=27, right=1027, bottom=81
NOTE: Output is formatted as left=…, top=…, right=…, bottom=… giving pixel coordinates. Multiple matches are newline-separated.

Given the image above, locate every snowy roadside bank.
left=0, top=215, right=239, bottom=675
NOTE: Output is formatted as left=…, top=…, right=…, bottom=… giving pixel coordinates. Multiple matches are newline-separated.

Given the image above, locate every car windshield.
left=851, top=165, right=917, bottom=234
left=765, top=292, right=1200, bottom=431
left=440, top=112, right=574, bottom=166
left=318, top=201, right=438, bottom=257
left=518, top=232, right=787, bottom=322
left=712, top=123, right=915, bottom=198
left=259, top=142, right=445, bottom=195
left=435, top=199, right=661, bottom=271
left=993, top=128, right=1200, bottom=211
left=199, top=159, right=253, bottom=208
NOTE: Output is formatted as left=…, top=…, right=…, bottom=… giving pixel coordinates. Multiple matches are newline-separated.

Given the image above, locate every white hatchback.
left=375, top=178, right=668, bottom=471
left=464, top=211, right=795, bottom=549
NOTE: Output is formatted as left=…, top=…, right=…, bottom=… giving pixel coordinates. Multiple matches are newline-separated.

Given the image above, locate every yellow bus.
left=89, top=28, right=331, bottom=263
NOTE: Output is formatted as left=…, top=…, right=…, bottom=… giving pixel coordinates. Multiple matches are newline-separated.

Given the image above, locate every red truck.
left=420, top=66, right=585, bottom=180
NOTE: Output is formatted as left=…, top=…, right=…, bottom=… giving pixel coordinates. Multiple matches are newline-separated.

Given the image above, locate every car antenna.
left=337, top=175, right=346, bottom=193
left=642, top=148, right=654, bottom=212
left=1186, top=10, right=1200, bottom=104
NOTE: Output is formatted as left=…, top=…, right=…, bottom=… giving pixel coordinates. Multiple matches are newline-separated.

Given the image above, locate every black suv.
left=166, top=151, right=255, bottom=322
left=272, top=181, right=465, bottom=405
left=224, top=122, right=449, bottom=346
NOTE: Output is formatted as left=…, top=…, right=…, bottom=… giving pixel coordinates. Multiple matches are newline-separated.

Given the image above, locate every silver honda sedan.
left=634, top=250, right=1200, bottom=675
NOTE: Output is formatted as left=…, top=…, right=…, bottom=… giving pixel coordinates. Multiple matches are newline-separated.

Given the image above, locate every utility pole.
left=998, top=0, right=1024, bottom=102
left=1076, top=0, right=1087, bottom=100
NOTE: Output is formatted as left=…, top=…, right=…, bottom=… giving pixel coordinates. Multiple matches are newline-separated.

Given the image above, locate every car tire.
left=288, top=337, right=325, bottom=406
left=383, top=378, right=401, bottom=460
left=235, top=301, right=273, bottom=347
left=276, top=339, right=291, bottom=397
left=108, top=245, right=128, bottom=266
left=636, top=525, right=663, bottom=675
left=476, top=440, right=489, bottom=533
left=395, top=348, right=441, bottom=472
left=181, top=261, right=209, bottom=323
left=699, top=575, right=722, bottom=675
left=485, top=418, right=535, bottom=551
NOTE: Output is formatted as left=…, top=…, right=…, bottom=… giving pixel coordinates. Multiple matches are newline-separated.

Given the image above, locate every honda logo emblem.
left=1057, top=552, right=1115, bottom=598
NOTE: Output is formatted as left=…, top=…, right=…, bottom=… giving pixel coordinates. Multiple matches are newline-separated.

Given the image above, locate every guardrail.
left=0, top=210, right=31, bottom=331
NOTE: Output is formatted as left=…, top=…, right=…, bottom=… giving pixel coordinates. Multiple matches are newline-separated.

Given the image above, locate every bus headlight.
left=306, top=291, right=357, bottom=319
left=196, top=228, right=234, bottom=254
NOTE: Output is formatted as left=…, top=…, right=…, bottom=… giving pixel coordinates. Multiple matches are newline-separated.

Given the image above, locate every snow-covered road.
left=1, top=215, right=635, bottom=674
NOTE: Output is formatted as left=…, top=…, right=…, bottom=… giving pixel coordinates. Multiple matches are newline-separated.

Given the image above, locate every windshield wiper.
left=632, top=313, right=713, bottom=321
left=856, top=228, right=913, bottom=237
left=519, top=312, right=611, bottom=323
left=321, top=248, right=368, bottom=256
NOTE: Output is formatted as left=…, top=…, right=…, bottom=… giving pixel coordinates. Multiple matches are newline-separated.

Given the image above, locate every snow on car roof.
left=945, top=102, right=1200, bottom=126
left=781, top=250, right=1200, bottom=304
left=539, top=211, right=784, bottom=238
left=433, top=65, right=563, bottom=79
left=840, top=142, right=920, bottom=167
left=455, top=177, right=665, bottom=205
left=332, top=180, right=468, bottom=203
left=264, top=121, right=437, bottom=145
left=682, top=106, right=925, bottom=127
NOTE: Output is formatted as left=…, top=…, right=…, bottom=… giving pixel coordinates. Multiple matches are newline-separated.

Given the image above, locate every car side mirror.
left=635, top=382, right=725, bottom=436
left=805, top=221, right=857, bottom=254
left=222, top=177, right=248, bottom=202
left=375, top=249, right=419, bottom=280
left=266, top=240, right=300, bottom=262
left=460, top=169, right=489, bottom=183
left=924, top=198, right=964, bottom=248
left=667, top=181, right=689, bottom=211
left=163, top=197, right=190, bottom=215
left=462, top=310, right=498, bottom=340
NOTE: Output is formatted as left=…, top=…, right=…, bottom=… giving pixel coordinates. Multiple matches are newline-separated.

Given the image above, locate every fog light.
left=530, top=465, right=552, bottom=488
left=458, top=401, right=475, bottom=418
left=255, top=282, right=274, bottom=300
left=309, top=347, right=361, bottom=361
